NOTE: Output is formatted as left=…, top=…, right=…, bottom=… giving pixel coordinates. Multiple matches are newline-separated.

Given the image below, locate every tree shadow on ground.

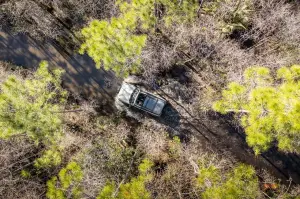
left=0, top=31, right=121, bottom=101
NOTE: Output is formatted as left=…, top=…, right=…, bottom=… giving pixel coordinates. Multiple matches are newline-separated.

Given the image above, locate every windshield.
left=129, top=88, right=139, bottom=104
left=135, top=92, right=147, bottom=107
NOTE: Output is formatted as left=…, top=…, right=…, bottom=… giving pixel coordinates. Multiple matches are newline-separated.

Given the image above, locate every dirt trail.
left=0, top=31, right=121, bottom=100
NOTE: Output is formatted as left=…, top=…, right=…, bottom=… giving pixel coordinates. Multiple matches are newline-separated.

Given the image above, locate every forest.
left=1, top=0, right=300, bottom=198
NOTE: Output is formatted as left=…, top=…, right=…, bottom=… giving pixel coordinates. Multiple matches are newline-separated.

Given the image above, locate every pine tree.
left=80, top=19, right=147, bottom=77
left=196, top=163, right=261, bottom=199
left=0, top=61, right=67, bottom=145
left=159, top=0, right=199, bottom=26
left=213, top=65, right=300, bottom=154
left=34, top=147, right=62, bottom=168
left=97, top=158, right=153, bottom=199
left=0, top=61, right=67, bottom=168
left=46, top=161, right=83, bottom=199
left=117, top=0, right=199, bottom=28
left=117, top=0, right=156, bottom=30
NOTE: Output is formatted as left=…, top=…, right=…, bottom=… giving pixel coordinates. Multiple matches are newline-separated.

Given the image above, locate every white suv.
left=115, top=82, right=167, bottom=116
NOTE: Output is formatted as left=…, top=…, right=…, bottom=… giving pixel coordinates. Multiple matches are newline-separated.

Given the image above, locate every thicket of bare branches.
left=0, top=138, right=44, bottom=199
left=136, top=121, right=236, bottom=198
left=0, top=0, right=116, bottom=40
left=1, top=0, right=64, bottom=39
left=67, top=112, right=144, bottom=196
left=144, top=0, right=300, bottom=110
left=141, top=35, right=178, bottom=82
left=0, top=61, right=29, bottom=82
left=250, top=1, right=300, bottom=67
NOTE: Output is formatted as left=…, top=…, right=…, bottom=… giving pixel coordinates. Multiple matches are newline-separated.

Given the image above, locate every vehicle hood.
left=116, top=82, right=136, bottom=104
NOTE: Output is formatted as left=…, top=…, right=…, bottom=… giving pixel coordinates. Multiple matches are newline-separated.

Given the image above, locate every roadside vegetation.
left=1, top=0, right=300, bottom=198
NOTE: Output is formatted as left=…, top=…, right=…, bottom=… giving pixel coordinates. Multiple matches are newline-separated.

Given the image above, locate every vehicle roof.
left=135, top=92, right=166, bottom=116
left=116, top=82, right=136, bottom=104
left=143, top=95, right=166, bottom=115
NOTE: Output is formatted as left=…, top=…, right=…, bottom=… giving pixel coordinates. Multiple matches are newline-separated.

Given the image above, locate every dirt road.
left=0, top=31, right=121, bottom=100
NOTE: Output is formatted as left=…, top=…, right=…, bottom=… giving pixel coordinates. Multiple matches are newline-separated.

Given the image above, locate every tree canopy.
left=196, top=163, right=261, bottom=199
left=213, top=65, right=300, bottom=154
left=0, top=61, right=67, bottom=145
left=80, top=19, right=147, bottom=77
left=97, top=158, right=153, bottom=199
left=46, top=161, right=83, bottom=199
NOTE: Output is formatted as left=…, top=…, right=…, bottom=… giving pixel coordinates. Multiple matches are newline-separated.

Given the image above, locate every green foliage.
left=20, top=169, right=31, bottom=178
left=46, top=161, right=83, bottom=199
left=213, top=65, right=300, bottom=154
left=0, top=61, right=67, bottom=145
left=117, top=0, right=156, bottom=30
left=202, top=0, right=252, bottom=33
left=47, top=176, right=65, bottom=199
left=196, top=163, right=260, bottom=199
left=167, top=136, right=181, bottom=159
left=213, top=82, right=246, bottom=114
left=118, top=0, right=199, bottom=28
left=159, top=0, right=199, bottom=26
left=196, top=165, right=221, bottom=187
left=34, top=147, right=62, bottom=168
left=97, top=182, right=116, bottom=199
left=117, top=176, right=152, bottom=199
left=137, top=158, right=154, bottom=175
left=221, top=0, right=253, bottom=33
left=97, top=159, right=153, bottom=199
left=80, top=19, right=147, bottom=77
